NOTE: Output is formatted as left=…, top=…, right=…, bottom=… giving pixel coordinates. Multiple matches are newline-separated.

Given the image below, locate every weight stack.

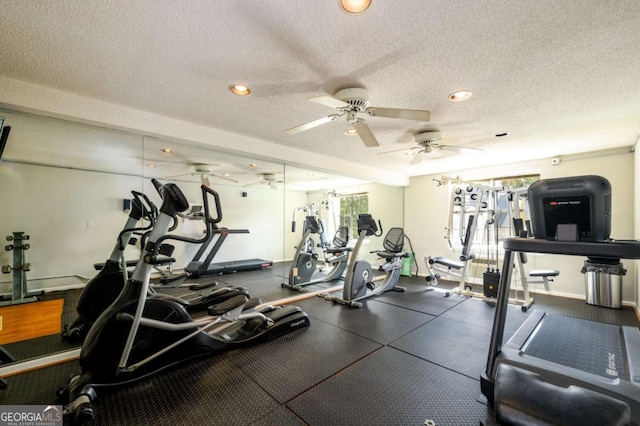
left=483, top=270, right=501, bottom=298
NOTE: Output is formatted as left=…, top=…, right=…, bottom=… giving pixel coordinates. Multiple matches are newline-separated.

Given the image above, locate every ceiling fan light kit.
left=340, top=0, right=372, bottom=14
left=286, top=87, right=431, bottom=148
left=449, top=90, right=472, bottom=101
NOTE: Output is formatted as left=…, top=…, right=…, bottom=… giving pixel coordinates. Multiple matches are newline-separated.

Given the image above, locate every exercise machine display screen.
left=528, top=175, right=611, bottom=241
left=542, top=195, right=591, bottom=240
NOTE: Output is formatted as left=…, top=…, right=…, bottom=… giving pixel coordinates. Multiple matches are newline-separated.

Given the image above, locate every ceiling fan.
left=242, top=173, right=284, bottom=190
left=286, top=87, right=431, bottom=148
left=166, top=164, right=238, bottom=186
left=379, top=132, right=483, bottom=165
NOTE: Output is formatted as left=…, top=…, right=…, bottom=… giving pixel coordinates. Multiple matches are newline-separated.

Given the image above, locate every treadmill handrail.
left=211, top=227, right=250, bottom=235
left=504, top=237, right=640, bottom=260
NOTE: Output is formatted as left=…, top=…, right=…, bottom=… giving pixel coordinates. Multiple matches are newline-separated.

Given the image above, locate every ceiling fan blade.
left=366, top=107, right=430, bottom=122
left=353, top=120, right=379, bottom=147
left=377, top=146, right=421, bottom=155
left=410, top=150, right=427, bottom=165
left=286, top=115, right=337, bottom=135
left=210, top=173, right=239, bottom=184
left=438, top=145, right=483, bottom=154
left=309, top=95, right=349, bottom=109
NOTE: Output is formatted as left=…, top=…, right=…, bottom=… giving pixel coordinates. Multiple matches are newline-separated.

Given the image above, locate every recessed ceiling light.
left=449, top=90, right=472, bottom=102
left=345, top=129, right=358, bottom=136
left=161, top=148, right=173, bottom=154
left=249, top=163, right=258, bottom=168
left=223, top=173, right=231, bottom=177
left=147, top=164, right=156, bottom=168
left=229, top=84, right=251, bottom=96
left=340, top=0, right=372, bottom=14
left=494, top=132, right=509, bottom=138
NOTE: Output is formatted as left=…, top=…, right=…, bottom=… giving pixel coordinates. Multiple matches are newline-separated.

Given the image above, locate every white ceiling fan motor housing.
left=334, top=87, right=371, bottom=111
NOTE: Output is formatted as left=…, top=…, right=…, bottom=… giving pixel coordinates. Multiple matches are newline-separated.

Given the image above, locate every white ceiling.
left=0, top=0, right=639, bottom=186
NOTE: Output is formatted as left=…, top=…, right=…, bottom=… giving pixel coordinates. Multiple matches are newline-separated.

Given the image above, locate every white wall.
left=634, top=146, right=640, bottom=311
left=404, top=149, right=636, bottom=304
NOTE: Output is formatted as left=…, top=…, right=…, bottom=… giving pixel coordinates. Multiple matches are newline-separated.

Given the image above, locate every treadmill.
left=185, top=227, right=273, bottom=277
left=481, top=176, right=640, bottom=424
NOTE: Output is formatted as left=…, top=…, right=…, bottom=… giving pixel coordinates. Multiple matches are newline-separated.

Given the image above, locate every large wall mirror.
left=0, top=108, right=405, bottom=371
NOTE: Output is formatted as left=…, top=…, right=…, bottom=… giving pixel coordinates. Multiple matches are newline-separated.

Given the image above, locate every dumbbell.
left=1, top=265, right=11, bottom=274
left=5, top=245, right=13, bottom=251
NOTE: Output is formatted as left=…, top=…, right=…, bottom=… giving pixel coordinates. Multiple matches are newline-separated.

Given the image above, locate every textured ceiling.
left=0, top=0, right=639, bottom=186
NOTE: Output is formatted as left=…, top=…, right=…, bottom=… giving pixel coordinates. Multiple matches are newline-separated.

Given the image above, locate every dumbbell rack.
left=1, top=232, right=37, bottom=306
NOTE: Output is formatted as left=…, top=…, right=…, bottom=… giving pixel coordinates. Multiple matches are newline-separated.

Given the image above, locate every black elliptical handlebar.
left=118, top=190, right=157, bottom=250
left=149, top=180, right=222, bottom=257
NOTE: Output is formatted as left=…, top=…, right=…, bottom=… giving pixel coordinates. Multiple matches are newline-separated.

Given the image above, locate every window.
left=339, top=194, right=369, bottom=240
left=448, top=174, right=539, bottom=262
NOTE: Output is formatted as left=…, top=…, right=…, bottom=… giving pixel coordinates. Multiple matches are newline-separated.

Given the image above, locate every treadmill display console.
left=542, top=195, right=591, bottom=240
left=529, top=175, right=611, bottom=241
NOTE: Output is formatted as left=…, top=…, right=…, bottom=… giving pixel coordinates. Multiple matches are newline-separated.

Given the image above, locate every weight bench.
left=526, top=266, right=558, bottom=290
left=429, top=256, right=464, bottom=270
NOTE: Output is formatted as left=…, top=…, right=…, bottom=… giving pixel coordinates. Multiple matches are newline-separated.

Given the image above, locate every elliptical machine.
left=61, top=190, right=223, bottom=343
left=329, top=214, right=408, bottom=308
left=283, top=215, right=351, bottom=291
left=60, top=181, right=309, bottom=424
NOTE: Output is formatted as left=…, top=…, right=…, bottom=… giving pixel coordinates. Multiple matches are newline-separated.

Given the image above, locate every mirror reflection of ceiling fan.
left=379, top=132, right=483, bottom=165
left=166, top=164, right=239, bottom=186
left=242, top=173, right=284, bottom=190
left=286, top=87, right=431, bottom=148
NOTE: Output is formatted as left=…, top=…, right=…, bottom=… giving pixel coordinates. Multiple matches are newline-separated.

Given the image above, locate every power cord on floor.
left=404, top=233, right=418, bottom=277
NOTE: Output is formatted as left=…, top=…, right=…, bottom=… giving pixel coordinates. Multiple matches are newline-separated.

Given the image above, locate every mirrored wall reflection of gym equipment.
left=282, top=200, right=353, bottom=292
left=2, top=232, right=35, bottom=306
left=424, top=178, right=558, bottom=310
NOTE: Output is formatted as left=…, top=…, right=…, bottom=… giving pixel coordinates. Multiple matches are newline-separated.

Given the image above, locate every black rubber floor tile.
left=89, top=355, right=282, bottom=426
left=295, top=296, right=435, bottom=344
left=441, top=297, right=531, bottom=337
left=228, top=321, right=381, bottom=404
left=374, top=285, right=466, bottom=316
left=288, top=346, right=489, bottom=426
left=390, top=316, right=492, bottom=380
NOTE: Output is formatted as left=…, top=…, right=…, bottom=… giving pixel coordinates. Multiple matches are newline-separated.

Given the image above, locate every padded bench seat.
left=529, top=269, right=559, bottom=277
left=429, top=256, right=464, bottom=270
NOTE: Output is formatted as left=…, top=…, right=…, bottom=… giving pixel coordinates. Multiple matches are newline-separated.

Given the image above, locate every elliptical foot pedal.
left=159, top=272, right=188, bottom=284
left=189, top=280, right=218, bottom=291
left=208, top=294, right=249, bottom=316
left=495, top=364, right=630, bottom=426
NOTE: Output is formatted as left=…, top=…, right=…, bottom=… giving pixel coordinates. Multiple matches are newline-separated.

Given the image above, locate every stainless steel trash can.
left=581, top=260, right=625, bottom=309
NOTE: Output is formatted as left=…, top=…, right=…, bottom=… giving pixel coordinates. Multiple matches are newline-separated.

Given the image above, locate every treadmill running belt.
left=524, top=313, right=626, bottom=380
